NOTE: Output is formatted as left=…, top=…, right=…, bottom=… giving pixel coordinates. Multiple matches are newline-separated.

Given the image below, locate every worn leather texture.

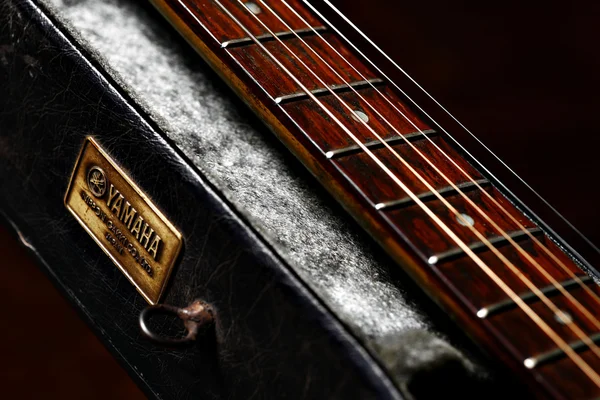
left=0, top=0, right=523, bottom=398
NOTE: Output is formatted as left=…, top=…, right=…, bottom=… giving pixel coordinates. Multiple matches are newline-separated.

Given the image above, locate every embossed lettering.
left=139, top=223, right=154, bottom=249
left=107, top=184, right=119, bottom=207
left=131, top=215, right=144, bottom=240
left=120, top=201, right=137, bottom=229
left=110, top=194, right=124, bottom=217
left=147, top=235, right=161, bottom=260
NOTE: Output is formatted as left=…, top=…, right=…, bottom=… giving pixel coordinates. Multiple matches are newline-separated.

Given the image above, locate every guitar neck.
left=150, top=0, right=600, bottom=397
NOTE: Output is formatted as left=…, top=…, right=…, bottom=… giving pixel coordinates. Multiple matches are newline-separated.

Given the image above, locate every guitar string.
left=311, top=0, right=600, bottom=300
left=315, top=0, right=600, bottom=258
left=299, top=0, right=600, bottom=337
left=275, top=0, right=600, bottom=334
left=212, top=0, right=600, bottom=384
left=250, top=0, right=600, bottom=371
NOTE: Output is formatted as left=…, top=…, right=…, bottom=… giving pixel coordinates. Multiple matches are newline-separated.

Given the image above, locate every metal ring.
left=139, top=300, right=213, bottom=346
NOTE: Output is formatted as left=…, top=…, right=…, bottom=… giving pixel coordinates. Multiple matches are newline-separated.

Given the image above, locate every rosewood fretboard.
left=150, top=0, right=600, bottom=398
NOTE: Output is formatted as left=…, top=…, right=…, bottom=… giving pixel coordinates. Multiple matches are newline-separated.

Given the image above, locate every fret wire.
left=280, top=0, right=600, bottom=361
left=275, top=78, right=384, bottom=104
left=214, top=0, right=600, bottom=384
left=478, top=275, right=595, bottom=319
left=374, top=178, right=490, bottom=211
left=307, top=0, right=600, bottom=329
left=221, top=26, right=327, bottom=48
left=326, top=129, right=436, bottom=159
left=429, top=227, right=544, bottom=265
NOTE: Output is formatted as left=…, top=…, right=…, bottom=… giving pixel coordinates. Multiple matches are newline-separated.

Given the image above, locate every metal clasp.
left=139, top=300, right=214, bottom=346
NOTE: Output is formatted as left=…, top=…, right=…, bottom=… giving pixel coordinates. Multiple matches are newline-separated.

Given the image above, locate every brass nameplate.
left=65, top=137, right=182, bottom=304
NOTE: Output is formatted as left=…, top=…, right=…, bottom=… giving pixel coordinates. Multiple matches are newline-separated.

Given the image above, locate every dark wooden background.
left=0, top=224, right=145, bottom=399
left=2, top=1, right=598, bottom=398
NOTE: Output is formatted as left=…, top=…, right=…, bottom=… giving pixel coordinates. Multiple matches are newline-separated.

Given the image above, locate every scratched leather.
left=0, top=0, right=519, bottom=398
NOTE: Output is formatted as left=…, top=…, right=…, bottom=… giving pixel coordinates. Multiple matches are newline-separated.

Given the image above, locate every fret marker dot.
left=456, top=213, right=475, bottom=227
left=554, top=310, right=573, bottom=325
left=351, top=109, right=369, bottom=123
left=245, top=2, right=262, bottom=14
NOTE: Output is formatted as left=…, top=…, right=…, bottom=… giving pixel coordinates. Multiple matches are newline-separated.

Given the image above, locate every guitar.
left=147, top=0, right=600, bottom=398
